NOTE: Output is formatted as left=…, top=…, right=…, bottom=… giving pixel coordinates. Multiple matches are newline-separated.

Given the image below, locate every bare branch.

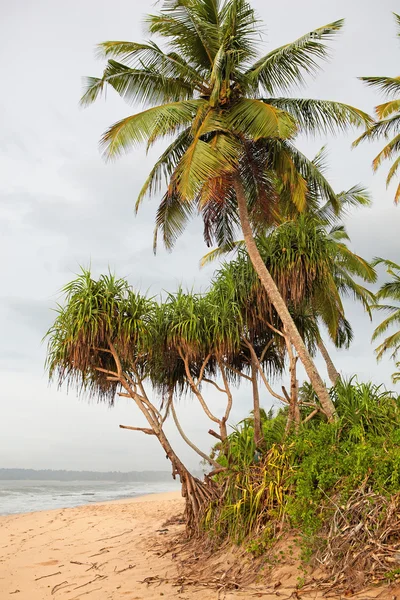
left=178, top=348, right=220, bottom=425
left=260, top=339, right=273, bottom=362
left=119, top=425, right=155, bottom=435
left=198, top=353, right=212, bottom=384
left=242, top=338, right=287, bottom=403
left=302, top=408, right=319, bottom=424
left=170, top=396, right=219, bottom=468
left=95, top=366, right=118, bottom=377
left=223, top=362, right=252, bottom=381
left=208, top=429, right=222, bottom=441
left=218, top=360, right=233, bottom=424
left=202, top=378, right=227, bottom=394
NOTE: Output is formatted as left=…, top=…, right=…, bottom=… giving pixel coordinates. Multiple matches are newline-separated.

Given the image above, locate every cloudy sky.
left=1, top=0, right=399, bottom=473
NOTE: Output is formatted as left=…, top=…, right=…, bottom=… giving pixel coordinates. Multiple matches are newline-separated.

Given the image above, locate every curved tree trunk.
left=234, top=178, right=336, bottom=421
left=318, top=339, right=340, bottom=386
left=251, top=357, right=263, bottom=447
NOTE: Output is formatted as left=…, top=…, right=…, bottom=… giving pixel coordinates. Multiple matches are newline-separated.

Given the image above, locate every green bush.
left=205, top=379, right=400, bottom=544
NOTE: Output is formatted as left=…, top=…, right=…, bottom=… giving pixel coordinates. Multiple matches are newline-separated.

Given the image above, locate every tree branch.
left=119, top=425, right=155, bottom=435
left=222, top=362, right=252, bottom=381
left=202, top=378, right=227, bottom=394
left=170, top=395, right=219, bottom=468
left=208, top=429, right=222, bottom=441
left=302, top=408, right=319, bottom=424
left=242, top=338, right=287, bottom=403
left=178, top=348, right=220, bottom=425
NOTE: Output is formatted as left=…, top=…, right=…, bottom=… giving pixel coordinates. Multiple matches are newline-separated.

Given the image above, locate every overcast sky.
left=1, top=0, right=399, bottom=473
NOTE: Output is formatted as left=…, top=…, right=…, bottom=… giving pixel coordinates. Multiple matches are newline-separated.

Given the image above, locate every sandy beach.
left=1, top=490, right=398, bottom=600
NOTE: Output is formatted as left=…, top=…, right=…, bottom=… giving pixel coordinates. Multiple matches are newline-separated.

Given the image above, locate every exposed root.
left=179, top=469, right=220, bottom=536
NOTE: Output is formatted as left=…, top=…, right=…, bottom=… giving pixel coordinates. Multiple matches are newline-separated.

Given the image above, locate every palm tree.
left=201, top=170, right=377, bottom=387
left=354, top=13, right=400, bottom=204
left=372, top=259, right=400, bottom=381
left=81, top=0, right=371, bottom=419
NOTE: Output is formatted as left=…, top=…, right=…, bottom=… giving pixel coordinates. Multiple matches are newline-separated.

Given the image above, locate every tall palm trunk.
left=234, top=178, right=336, bottom=421
left=318, top=339, right=340, bottom=386
left=251, top=356, right=263, bottom=447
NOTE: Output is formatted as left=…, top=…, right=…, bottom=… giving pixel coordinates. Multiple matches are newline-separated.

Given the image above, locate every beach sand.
left=0, top=490, right=398, bottom=600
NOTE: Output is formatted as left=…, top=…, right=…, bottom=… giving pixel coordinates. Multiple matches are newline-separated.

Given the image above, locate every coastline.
left=0, top=490, right=397, bottom=600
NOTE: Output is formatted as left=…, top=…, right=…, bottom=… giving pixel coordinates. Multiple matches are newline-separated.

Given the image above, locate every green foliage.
left=372, top=259, right=400, bottom=381
left=205, top=379, right=400, bottom=548
left=355, top=13, right=400, bottom=204
left=82, top=0, right=371, bottom=251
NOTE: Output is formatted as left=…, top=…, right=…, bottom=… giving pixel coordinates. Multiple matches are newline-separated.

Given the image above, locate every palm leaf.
left=245, top=19, right=344, bottom=94
left=372, top=133, right=400, bottom=170
left=376, top=98, right=400, bottom=119
left=264, top=98, right=372, bottom=135
left=387, top=155, right=400, bottom=186
left=136, top=128, right=192, bottom=212
left=200, top=240, right=244, bottom=267
left=153, top=186, right=197, bottom=251
left=226, top=98, right=296, bottom=139
left=359, top=76, right=400, bottom=97
left=146, top=0, right=220, bottom=70
left=96, top=40, right=205, bottom=88
left=100, top=99, right=206, bottom=158
left=353, top=115, right=400, bottom=145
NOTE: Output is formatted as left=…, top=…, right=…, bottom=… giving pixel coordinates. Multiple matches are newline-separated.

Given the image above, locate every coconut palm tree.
left=81, top=0, right=372, bottom=419
left=201, top=172, right=377, bottom=388
left=354, top=13, right=400, bottom=204
left=372, top=259, right=400, bottom=381
left=207, top=214, right=376, bottom=434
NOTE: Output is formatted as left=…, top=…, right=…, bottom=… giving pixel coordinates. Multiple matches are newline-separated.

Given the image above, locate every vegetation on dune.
left=81, top=0, right=373, bottom=418
left=204, top=379, right=400, bottom=588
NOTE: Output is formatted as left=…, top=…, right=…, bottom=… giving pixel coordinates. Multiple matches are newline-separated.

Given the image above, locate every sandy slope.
left=0, top=490, right=397, bottom=600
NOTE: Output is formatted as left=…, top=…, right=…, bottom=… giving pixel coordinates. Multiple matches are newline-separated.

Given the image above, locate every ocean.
left=0, top=479, right=180, bottom=516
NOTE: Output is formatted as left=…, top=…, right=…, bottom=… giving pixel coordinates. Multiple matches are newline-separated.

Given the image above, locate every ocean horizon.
left=0, top=479, right=180, bottom=516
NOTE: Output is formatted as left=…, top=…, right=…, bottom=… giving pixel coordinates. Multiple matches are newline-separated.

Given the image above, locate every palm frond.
left=376, top=99, right=400, bottom=119
left=372, top=133, right=400, bottom=170
left=153, top=187, right=197, bottom=251
left=264, top=98, right=372, bottom=135
left=100, top=99, right=205, bottom=158
left=146, top=0, right=220, bottom=70
left=271, top=141, right=339, bottom=212
left=200, top=240, right=243, bottom=268
left=353, top=115, right=400, bottom=146
left=245, top=19, right=344, bottom=94
left=175, top=129, right=240, bottom=200
left=95, top=40, right=204, bottom=89
left=136, top=128, right=192, bottom=212
left=359, top=76, right=400, bottom=97
left=387, top=155, right=400, bottom=186
left=92, top=60, right=196, bottom=107
left=226, top=98, right=296, bottom=139
left=395, top=12, right=400, bottom=36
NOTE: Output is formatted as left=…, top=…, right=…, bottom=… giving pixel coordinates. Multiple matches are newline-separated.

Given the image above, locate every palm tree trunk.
left=318, top=339, right=340, bottom=386
left=234, top=178, right=336, bottom=421
left=251, top=356, right=263, bottom=447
